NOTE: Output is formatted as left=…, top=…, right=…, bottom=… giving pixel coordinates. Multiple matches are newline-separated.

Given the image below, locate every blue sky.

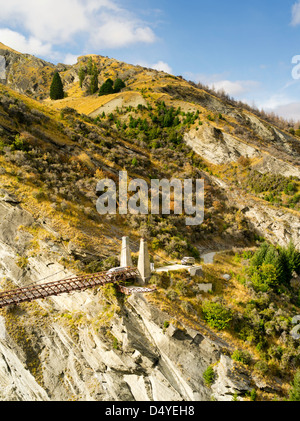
left=1, top=0, right=300, bottom=120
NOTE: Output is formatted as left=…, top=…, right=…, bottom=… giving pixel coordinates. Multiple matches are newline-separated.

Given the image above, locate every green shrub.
left=250, top=389, right=257, bottom=401
left=166, top=289, right=178, bottom=301
left=114, top=78, right=126, bottom=93
left=245, top=170, right=299, bottom=209
left=154, top=272, right=171, bottom=289
left=249, top=263, right=278, bottom=292
left=112, top=336, right=119, bottom=350
left=254, top=360, right=269, bottom=375
left=163, top=321, right=170, bottom=329
left=231, top=349, right=252, bottom=365
left=101, top=256, right=120, bottom=271
left=203, top=365, right=215, bottom=386
left=284, top=182, right=297, bottom=195
left=289, top=370, right=300, bottom=401
left=232, top=393, right=239, bottom=401
left=85, top=260, right=103, bottom=273
left=99, top=78, right=114, bottom=96
left=12, top=134, right=26, bottom=151
left=202, top=300, right=232, bottom=331
left=16, top=256, right=29, bottom=269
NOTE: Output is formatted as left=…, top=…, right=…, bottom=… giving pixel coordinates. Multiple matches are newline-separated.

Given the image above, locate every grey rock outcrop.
left=211, top=355, right=252, bottom=401
left=184, top=122, right=300, bottom=179
left=184, top=126, right=260, bottom=166
left=212, top=176, right=300, bottom=250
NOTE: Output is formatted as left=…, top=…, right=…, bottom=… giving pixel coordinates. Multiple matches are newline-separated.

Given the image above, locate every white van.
left=107, top=267, right=126, bottom=279
left=181, top=257, right=195, bottom=266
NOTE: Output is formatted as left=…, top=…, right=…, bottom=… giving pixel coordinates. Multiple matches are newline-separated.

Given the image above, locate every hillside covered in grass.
left=0, top=44, right=300, bottom=401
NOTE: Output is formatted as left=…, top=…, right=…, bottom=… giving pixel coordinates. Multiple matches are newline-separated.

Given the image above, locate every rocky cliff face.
left=211, top=177, right=300, bottom=250
left=0, top=198, right=214, bottom=401
left=0, top=198, right=273, bottom=402
left=184, top=126, right=261, bottom=166
left=0, top=288, right=226, bottom=401
left=184, top=117, right=300, bottom=250
left=184, top=125, right=300, bottom=179
left=0, top=45, right=57, bottom=99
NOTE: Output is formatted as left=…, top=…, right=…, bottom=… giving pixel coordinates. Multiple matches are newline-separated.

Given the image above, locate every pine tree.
left=250, top=242, right=269, bottom=268
left=277, top=245, right=293, bottom=285
left=294, top=250, right=300, bottom=275
left=87, top=57, right=93, bottom=75
left=50, top=72, right=64, bottom=100
left=89, top=63, right=99, bottom=95
left=286, top=242, right=300, bottom=275
left=78, top=66, right=86, bottom=88
left=263, top=245, right=277, bottom=265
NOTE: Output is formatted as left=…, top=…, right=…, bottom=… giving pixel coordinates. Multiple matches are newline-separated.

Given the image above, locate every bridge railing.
left=118, top=285, right=157, bottom=295
left=0, top=267, right=141, bottom=309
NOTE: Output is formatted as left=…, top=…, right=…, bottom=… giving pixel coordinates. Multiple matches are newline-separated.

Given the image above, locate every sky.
left=1, top=0, right=300, bottom=121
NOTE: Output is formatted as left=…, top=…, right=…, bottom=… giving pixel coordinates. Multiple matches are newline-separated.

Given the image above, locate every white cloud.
left=291, top=1, right=300, bottom=26
left=63, top=53, right=79, bottom=65
left=208, top=80, right=260, bottom=97
left=185, top=72, right=260, bottom=98
left=0, top=28, right=54, bottom=57
left=185, top=70, right=300, bottom=121
left=90, top=16, right=156, bottom=49
left=0, top=0, right=88, bottom=44
left=256, top=93, right=300, bottom=120
left=270, top=102, right=300, bottom=121
left=0, top=0, right=157, bottom=57
left=258, top=94, right=291, bottom=111
left=151, top=61, right=173, bottom=74
left=136, top=60, right=173, bottom=74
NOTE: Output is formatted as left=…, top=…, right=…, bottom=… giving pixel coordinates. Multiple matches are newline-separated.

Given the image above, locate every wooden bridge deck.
left=0, top=267, right=156, bottom=309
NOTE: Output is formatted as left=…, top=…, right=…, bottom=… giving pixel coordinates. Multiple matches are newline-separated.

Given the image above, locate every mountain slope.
left=0, top=46, right=300, bottom=401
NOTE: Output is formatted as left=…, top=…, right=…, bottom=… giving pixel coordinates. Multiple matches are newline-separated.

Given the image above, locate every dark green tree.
left=50, top=72, right=64, bottom=100
left=250, top=242, right=269, bottom=268
left=78, top=66, right=86, bottom=88
left=99, top=78, right=114, bottom=96
left=89, top=63, right=99, bottom=95
left=275, top=248, right=292, bottom=286
left=114, top=78, right=126, bottom=93
left=87, top=57, right=93, bottom=75
left=249, top=242, right=300, bottom=290
left=286, top=241, right=300, bottom=275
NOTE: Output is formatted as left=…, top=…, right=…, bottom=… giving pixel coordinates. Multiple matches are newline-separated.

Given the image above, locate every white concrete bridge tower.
left=120, top=236, right=133, bottom=268
left=137, top=238, right=151, bottom=285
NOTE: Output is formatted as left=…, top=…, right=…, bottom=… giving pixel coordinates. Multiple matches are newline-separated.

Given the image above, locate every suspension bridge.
left=0, top=235, right=177, bottom=310
left=0, top=267, right=156, bottom=309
